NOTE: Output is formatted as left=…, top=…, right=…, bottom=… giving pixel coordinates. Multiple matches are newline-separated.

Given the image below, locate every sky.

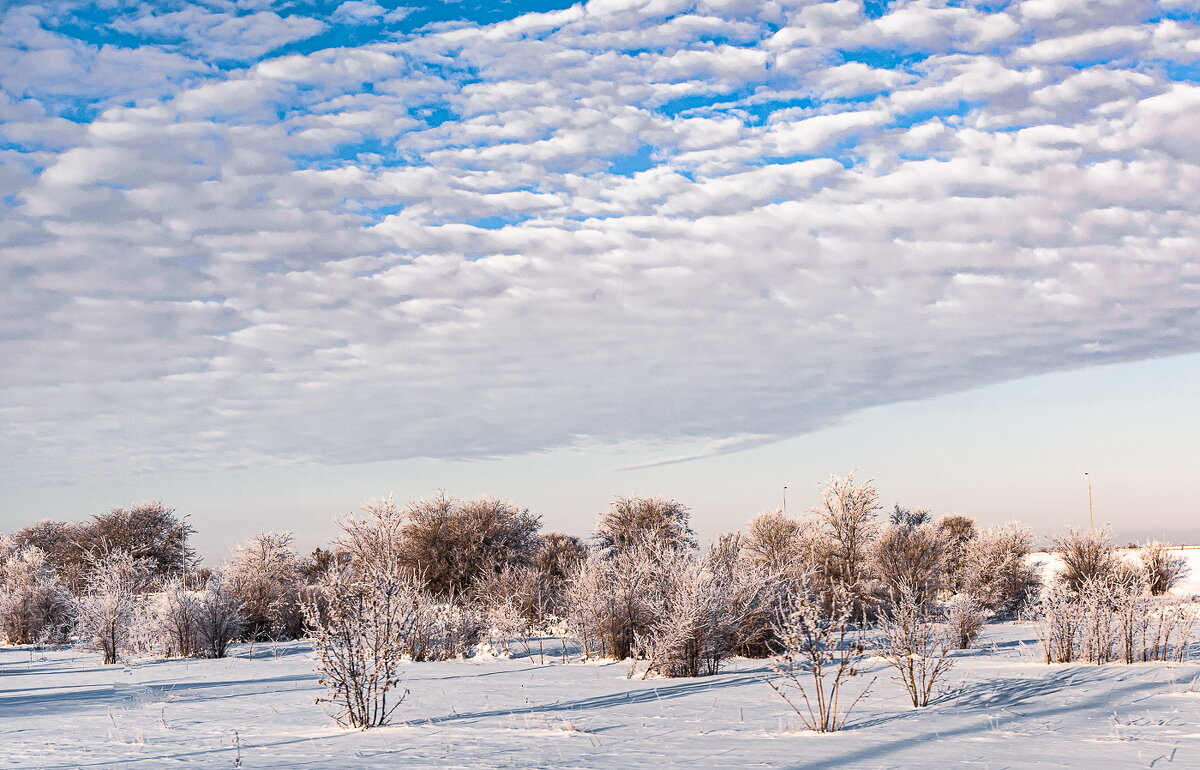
left=1, top=0, right=1198, bottom=562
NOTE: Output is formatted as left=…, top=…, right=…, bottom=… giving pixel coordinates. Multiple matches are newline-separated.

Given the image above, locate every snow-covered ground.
left=5, top=546, right=1200, bottom=769
left=2, top=622, right=1199, bottom=769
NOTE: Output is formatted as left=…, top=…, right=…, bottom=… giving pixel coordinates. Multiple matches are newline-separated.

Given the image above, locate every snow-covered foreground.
left=3, top=623, right=1199, bottom=769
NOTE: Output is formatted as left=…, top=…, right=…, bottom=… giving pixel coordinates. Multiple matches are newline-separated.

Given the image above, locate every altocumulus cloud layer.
left=2, top=0, right=1199, bottom=479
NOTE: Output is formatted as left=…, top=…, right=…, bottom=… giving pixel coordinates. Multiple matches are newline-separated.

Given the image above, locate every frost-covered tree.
left=594, top=496, right=695, bottom=557
left=194, top=574, right=243, bottom=658
left=85, top=501, right=196, bottom=581
left=960, top=523, right=1040, bottom=617
left=565, top=542, right=667, bottom=661
left=936, top=514, right=978, bottom=592
left=13, top=503, right=195, bottom=593
left=383, top=494, right=541, bottom=601
left=742, top=510, right=826, bottom=587
left=870, top=522, right=951, bottom=603
left=0, top=539, right=73, bottom=645
left=75, top=551, right=147, bottom=664
left=810, top=473, right=882, bottom=598
left=225, top=531, right=303, bottom=640
left=632, top=540, right=776, bottom=678
left=888, top=506, right=931, bottom=528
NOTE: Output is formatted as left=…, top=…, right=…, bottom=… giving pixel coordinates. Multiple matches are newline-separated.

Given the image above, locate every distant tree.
left=1138, top=541, right=1189, bottom=596
left=960, top=523, right=1039, bottom=617
left=84, top=501, right=196, bottom=580
left=225, top=531, right=302, bottom=640
left=888, top=506, right=931, bottom=528
left=1053, top=526, right=1122, bottom=594
left=594, top=496, right=696, bottom=557
left=12, top=519, right=90, bottom=593
left=936, top=514, right=978, bottom=592
left=811, top=473, right=882, bottom=596
left=870, top=522, right=951, bottom=603
left=533, top=531, right=588, bottom=582
left=743, top=511, right=805, bottom=572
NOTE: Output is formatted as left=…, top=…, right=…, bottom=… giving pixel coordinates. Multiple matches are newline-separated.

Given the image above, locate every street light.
left=1084, top=472, right=1094, bottom=530
left=783, top=486, right=788, bottom=516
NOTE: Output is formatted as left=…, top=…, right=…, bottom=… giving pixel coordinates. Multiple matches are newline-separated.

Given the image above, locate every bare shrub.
left=1053, top=526, right=1122, bottom=594
left=870, top=522, right=950, bottom=603
left=304, top=563, right=414, bottom=729
left=875, top=584, right=956, bottom=707
left=960, top=523, right=1039, bottom=618
left=945, top=595, right=986, bottom=649
left=0, top=542, right=74, bottom=645
left=764, top=588, right=871, bottom=733
left=534, top=532, right=587, bottom=583
left=594, top=496, right=695, bottom=557
left=74, top=551, right=147, bottom=664
left=225, top=531, right=303, bottom=640
left=393, top=494, right=542, bottom=601
left=85, top=501, right=196, bottom=583
left=810, top=473, right=881, bottom=600
left=1138, top=542, right=1189, bottom=596
left=1112, top=576, right=1152, bottom=665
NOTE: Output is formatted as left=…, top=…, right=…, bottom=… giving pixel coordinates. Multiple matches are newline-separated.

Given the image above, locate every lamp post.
left=1084, top=472, right=1094, bottom=530
left=782, top=486, right=788, bottom=516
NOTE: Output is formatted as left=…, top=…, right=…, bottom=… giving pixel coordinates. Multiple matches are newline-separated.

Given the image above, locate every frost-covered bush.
left=960, top=523, right=1040, bottom=618
left=870, top=522, right=951, bottom=603
left=0, top=540, right=73, bottom=645
left=875, top=584, right=956, bottom=707
left=631, top=540, right=776, bottom=678
left=564, top=542, right=665, bottom=661
left=304, top=563, right=414, bottom=729
left=594, top=496, right=696, bottom=557
left=1076, top=578, right=1119, bottom=664
left=1138, top=542, right=1189, bottom=596
left=1052, top=526, right=1122, bottom=595
left=226, top=531, right=303, bottom=641
left=945, top=595, right=985, bottom=650
left=194, top=574, right=243, bottom=658
left=1028, top=584, right=1084, bottom=664
left=74, top=551, right=147, bottom=664
left=765, top=588, right=870, bottom=733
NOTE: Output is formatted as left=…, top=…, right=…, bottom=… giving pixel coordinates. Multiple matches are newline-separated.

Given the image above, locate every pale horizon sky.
left=4, top=349, right=1198, bottom=563
left=2, top=0, right=1198, bottom=563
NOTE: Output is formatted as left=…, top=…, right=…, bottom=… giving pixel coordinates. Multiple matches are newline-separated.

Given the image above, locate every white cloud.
left=2, top=0, right=1199, bottom=481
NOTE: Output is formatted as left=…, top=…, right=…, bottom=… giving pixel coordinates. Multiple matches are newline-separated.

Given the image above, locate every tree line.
left=0, top=474, right=1191, bottom=730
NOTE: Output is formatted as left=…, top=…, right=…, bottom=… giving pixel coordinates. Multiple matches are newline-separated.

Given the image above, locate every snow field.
left=3, top=621, right=1200, bottom=769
